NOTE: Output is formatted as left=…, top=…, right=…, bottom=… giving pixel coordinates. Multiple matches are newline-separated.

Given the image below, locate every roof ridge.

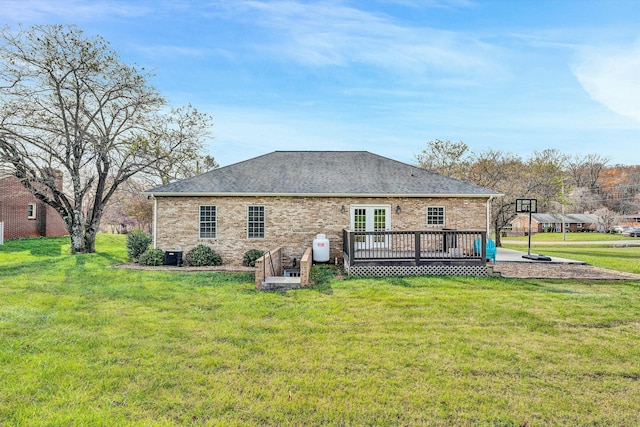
left=145, top=151, right=501, bottom=196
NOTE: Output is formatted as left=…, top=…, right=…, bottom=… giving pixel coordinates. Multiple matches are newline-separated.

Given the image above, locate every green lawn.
left=503, top=245, right=640, bottom=275
left=1, top=235, right=640, bottom=426
left=500, top=233, right=640, bottom=274
left=502, top=232, right=640, bottom=242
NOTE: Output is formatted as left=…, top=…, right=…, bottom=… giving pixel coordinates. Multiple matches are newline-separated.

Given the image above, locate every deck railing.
left=342, top=229, right=486, bottom=266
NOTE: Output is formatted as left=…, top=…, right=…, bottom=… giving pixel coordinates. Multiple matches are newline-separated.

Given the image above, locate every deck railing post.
left=349, top=231, right=355, bottom=266
left=482, top=232, right=487, bottom=263
left=414, top=231, right=420, bottom=264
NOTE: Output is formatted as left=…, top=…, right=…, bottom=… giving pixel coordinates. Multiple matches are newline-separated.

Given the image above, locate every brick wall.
left=154, top=195, right=489, bottom=266
left=0, top=174, right=67, bottom=239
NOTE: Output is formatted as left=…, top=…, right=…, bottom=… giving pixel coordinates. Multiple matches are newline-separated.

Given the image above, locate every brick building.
left=510, top=213, right=601, bottom=234
left=0, top=169, right=68, bottom=239
left=145, top=151, right=500, bottom=267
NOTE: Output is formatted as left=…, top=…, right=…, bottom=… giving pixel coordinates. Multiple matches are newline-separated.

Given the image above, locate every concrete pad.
left=496, top=247, right=586, bottom=264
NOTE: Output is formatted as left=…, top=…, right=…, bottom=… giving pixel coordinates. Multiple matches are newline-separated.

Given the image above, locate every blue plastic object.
left=474, top=238, right=497, bottom=264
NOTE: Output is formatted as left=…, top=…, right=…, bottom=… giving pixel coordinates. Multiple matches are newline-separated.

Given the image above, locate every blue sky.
left=4, top=0, right=640, bottom=167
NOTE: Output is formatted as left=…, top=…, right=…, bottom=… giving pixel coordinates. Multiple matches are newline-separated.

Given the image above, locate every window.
left=199, top=205, right=217, bottom=238
left=426, top=206, right=445, bottom=226
left=247, top=206, right=265, bottom=239
left=27, top=203, right=36, bottom=219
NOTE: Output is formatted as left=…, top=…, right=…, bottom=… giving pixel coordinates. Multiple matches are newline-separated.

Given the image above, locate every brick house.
left=0, top=169, right=68, bottom=239
left=145, top=151, right=500, bottom=269
left=511, top=213, right=601, bottom=234
left=616, top=214, right=640, bottom=228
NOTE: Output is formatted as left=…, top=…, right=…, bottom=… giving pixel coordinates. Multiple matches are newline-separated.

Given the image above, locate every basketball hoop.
left=515, top=198, right=550, bottom=261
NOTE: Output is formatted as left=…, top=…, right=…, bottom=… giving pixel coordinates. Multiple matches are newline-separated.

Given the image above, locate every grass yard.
left=501, top=233, right=640, bottom=275
left=502, top=232, right=640, bottom=242
left=1, top=235, right=640, bottom=426
left=503, top=244, right=640, bottom=275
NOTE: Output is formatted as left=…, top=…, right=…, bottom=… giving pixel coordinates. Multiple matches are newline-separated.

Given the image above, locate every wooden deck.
left=343, top=229, right=487, bottom=267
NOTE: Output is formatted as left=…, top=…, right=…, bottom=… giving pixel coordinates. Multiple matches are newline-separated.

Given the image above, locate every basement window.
left=27, top=203, right=37, bottom=219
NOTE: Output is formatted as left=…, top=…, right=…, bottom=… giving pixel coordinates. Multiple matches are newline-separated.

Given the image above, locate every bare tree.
left=0, top=25, right=212, bottom=253
left=565, top=153, right=609, bottom=191
left=566, top=187, right=603, bottom=213
left=142, top=105, right=217, bottom=185
left=593, top=206, right=616, bottom=233
left=415, top=139, right=470, bottom=177
left=466, top=149, right=528, bottom=246
left=525, top=149, right=566, bottom=213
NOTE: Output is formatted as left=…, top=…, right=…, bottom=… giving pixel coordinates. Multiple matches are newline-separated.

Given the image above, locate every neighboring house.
left=145, top=151, right=500, bottom=274
left=511, top=213, right=601, bottom=234
left=0, top=169, right=67, bottom=239
left=616, top=214, right=640, bottom=228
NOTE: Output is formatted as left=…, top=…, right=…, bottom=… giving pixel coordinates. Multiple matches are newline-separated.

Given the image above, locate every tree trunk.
left=70, top=222, right=87, bottom=253
left=494, top=218, right=502, bottom=247
left=84, top=230, right=97, bottom=253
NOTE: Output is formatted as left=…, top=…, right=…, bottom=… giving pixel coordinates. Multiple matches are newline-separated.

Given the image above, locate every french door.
left=351, top=205, right=390, bottom=249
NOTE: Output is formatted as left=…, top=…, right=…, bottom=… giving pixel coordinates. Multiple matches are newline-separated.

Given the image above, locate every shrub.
left=126, top=230, right=152, bottom=262
left=310, top=265, right=336, bottom=285
left=185, top=244, right=222, bottom=267
left=243, top=249, right=264, bottom=267
left=138, top=248, right=165, bottom=266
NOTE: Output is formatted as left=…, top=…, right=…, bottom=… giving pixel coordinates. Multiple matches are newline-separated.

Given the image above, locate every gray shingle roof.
left=529, top=213, right=600, bottom=223
left=146, top=151, right=501, bottom=197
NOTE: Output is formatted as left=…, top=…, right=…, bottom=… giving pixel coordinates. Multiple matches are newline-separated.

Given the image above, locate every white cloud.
left=573, top=43, right=640, bottom=123
left=215, top=0, right=501, bottom=79
left=1, top=0, right=151, bottom=22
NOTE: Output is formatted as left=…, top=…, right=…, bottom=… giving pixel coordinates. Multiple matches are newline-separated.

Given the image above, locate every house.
left=616, top=213, right=640, bottom=228
left=0, top=169, right=67, bottom=239
left=144, top=151, right=501, bottom=276
left=510, top=213, right=601, bottom=234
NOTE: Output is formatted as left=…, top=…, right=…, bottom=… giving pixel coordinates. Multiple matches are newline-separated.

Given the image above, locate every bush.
left=310, top=265, right=337, bottom=285
left=126, top=230, right=152, bottom=261
left=138, top=248, right=165, bottom=266
left=243, top=249, right=264, bottom=267
left=185, top=244, right=222, bottom=267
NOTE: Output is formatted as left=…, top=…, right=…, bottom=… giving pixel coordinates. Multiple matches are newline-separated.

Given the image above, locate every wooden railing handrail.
left=342, top=229, right=487, bottom=265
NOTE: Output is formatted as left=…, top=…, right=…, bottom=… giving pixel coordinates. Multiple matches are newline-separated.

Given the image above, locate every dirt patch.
left=491, top=262, right=640, bottom=280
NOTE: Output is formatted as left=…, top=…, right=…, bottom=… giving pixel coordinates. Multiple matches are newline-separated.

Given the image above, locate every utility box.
left=164, top=250, right=183, bottom=266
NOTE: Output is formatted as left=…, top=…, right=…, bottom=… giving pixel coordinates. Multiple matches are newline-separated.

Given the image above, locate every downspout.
left=151, top=195, right=157, bottom=249
left=486, top=196, right=493, bottom=237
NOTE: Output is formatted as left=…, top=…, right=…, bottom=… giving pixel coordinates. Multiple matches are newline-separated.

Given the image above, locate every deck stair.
left=261, top=276, right=301, bottom=291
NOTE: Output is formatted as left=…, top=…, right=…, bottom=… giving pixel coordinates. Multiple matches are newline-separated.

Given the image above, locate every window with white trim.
left=199, top=205, right=217, bottom=238
left=426, top=206, right=445, bottom=226
left=27, top=203, right=36, bottom=219
left=247, top=205, right=265, bottom=239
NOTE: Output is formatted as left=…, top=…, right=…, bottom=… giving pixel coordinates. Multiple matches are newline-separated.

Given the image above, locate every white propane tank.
left=312, top=233, right=330, bottom=262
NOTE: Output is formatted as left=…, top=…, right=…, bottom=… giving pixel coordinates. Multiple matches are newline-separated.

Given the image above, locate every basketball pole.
left=527, top=207, right=532, bottom=256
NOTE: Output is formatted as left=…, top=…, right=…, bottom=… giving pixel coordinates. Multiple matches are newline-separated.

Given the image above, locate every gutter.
left=142, top=192, right=502, bottom=198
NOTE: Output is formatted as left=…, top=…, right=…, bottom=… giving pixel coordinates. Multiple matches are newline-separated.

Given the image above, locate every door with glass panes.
left=350, top=205, right=390, bottom=249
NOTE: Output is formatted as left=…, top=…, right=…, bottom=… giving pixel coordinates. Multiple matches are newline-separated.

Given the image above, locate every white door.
left=351, top=205, right=390, bottom=249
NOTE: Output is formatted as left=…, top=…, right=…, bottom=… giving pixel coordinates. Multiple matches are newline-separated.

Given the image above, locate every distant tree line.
left=416, top=139, right=640, bottom=246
